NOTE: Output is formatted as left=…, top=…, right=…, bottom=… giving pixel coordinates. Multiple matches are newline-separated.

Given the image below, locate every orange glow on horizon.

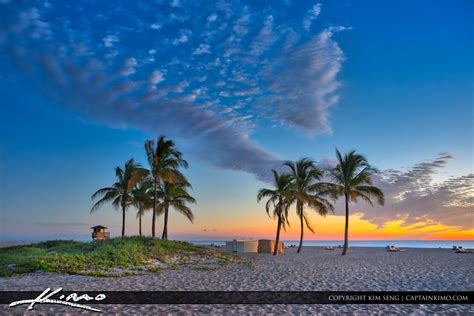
left=175, top=211, right=474, bottom=241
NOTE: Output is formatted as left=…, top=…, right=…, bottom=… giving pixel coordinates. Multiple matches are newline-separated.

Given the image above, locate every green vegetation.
left=0, top=237, right=242, bottom=277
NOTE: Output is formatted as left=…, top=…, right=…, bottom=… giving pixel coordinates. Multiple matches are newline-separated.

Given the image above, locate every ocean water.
left=189, top=240, right=474, bottom=249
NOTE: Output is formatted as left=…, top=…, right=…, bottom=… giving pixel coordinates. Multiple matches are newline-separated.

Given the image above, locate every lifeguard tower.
left=91, top=225, right=110, bottom=240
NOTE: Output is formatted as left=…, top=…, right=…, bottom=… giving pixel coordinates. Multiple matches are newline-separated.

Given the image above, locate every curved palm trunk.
left=139, top=212, right=142, bottom=237
left=162, top=204, right=169, bottom=240
left=342, top=193, right=349, bottom=255
left=152, top=179, right=158, bottom=238
left=121, top=204, right=126, bottom=237
left=297, top=202, right=304, bottom=253
left=273, top=214, right=282, bottom=256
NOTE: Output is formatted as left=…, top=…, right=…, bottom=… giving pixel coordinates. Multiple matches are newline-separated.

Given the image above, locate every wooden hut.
left=91, top=225, right=110, bottom=240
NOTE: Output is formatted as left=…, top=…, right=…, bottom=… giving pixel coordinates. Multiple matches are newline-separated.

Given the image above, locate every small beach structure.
left=225, top=240, right=258, bottom=253
left=455, top=247, right=473, bottom=254
left=257, top=239, right=284, bottom=254
left=387, top=245, right=404, bottom=252
left=91, top=225, right=110, bottom=240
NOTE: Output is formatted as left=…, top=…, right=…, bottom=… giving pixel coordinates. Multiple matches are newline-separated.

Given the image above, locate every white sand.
left=1, top=247, right=472, bottom=314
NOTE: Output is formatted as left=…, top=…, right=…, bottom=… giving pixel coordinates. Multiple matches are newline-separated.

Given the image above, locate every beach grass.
left=0, top=237, right=240, bottom=277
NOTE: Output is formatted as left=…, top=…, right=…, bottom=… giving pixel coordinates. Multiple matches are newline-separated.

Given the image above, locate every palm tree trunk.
left=273, top=214, right=282, bottom=256
left=151, top=210, right=156, bottom=238
left=342, top=193, right=349, bottom=255
left=297, top=202, right=304, bottom=253
left=162, top=204, right=169, bottom=240
left=139, top=212, right=142, bottom=237
left=121, top=204, right=126, bottom=237
left=152, top=179, right=157, bottom=238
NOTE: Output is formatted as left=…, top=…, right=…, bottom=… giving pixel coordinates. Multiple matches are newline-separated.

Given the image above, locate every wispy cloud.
left=103, top=35, right=119, bottom=48
left=0, top=0, right=348, bottom=180
left=260, top=26, right=348, bottom=132
left=303, top=3, right=322, bottom=31
left=326, top=154, right=474, bottom=230
left=193, top=43, right=211, bottom=55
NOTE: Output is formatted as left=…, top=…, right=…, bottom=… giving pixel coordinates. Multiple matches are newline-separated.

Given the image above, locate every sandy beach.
left=1, top=246, right=472, bottom=314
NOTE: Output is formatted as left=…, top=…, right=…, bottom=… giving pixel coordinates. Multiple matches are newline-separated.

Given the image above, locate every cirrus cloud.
left=0, top=0, right=347, bottom=180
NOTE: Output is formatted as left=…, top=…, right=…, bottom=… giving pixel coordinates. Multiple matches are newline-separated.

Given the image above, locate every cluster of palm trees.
left=258, top=149, right=384, bottom=256
left=91, top=135, right=195, bottom=239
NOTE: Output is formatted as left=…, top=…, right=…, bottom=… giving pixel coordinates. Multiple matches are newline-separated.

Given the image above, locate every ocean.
left=2, top=237, right=472, bottom=249
left=189, top=240, right=474, bottom=249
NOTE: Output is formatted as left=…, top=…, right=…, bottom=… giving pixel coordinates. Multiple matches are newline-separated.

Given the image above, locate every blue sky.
left=0, top=0, right=472, bottom=241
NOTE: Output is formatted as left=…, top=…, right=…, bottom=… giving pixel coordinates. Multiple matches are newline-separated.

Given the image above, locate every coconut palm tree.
left=257, top=170, right=292, bottom=255
left=130, top=179, right=154, bottom=236
left=156, top=182, right=196, bottom=240
left=145, top=135, right=189, bottom=238
left=284, top=158, right=335, bottom=253
left=91, top=159, right=148, bottom=237
left=330, top=149, right=384, bottom=255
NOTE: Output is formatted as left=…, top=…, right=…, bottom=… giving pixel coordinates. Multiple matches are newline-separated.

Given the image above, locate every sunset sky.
left=0, top=0, right=472, bottom=241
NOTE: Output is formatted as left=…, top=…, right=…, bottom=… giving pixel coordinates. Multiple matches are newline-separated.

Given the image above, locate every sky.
left=0, top=0, right=472, bottom=242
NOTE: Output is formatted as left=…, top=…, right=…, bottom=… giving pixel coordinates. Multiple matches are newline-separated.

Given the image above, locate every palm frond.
left=302, top=211, right=315, bottom=233
left=91, top=187, right=116, bottom=201
left=174, top=203, right=194, bottom=223
left=144, top=139, right=156, bottom=170
left=90, top=190, right=119, bottom=213
left=355, top=185, right=385, bottom=205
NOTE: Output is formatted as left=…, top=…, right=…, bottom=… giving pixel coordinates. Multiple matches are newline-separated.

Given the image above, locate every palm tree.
left=257, top=170, right=292, bottom=255
left=130, top=179, right=154, bottom=236
left=91, top=159, right=148, bottom=237
left=145, top=135, right=189, bottom=238
left=156, top=182, right=196, bottom=240
left=285, top=158, right=335, bottom=253
left=330, top=149, right=384, bottom=255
